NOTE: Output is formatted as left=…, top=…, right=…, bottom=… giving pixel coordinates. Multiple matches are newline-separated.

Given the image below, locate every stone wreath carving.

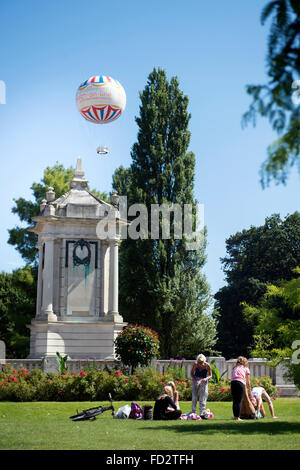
left=72, top=239, right=91, bottom=267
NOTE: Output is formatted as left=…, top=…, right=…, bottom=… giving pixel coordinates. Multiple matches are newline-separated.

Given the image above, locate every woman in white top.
left=251, top=386, right=278, bottom=419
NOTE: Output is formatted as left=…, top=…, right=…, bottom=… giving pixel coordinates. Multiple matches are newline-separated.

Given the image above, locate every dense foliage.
left=215, top=212, right=300, bottom=358
left=243, top=267, right=300, bottom=388
left=0, top=266, right=36, bottom=358
left=243, top=0, right=300, bottom=187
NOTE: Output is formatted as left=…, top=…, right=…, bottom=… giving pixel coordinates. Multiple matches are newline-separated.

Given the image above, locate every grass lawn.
left=0, top=398, right=299, bottom=450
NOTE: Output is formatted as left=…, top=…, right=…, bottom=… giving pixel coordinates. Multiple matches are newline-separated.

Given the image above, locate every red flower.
left=80, top=371, right=86, bottom=376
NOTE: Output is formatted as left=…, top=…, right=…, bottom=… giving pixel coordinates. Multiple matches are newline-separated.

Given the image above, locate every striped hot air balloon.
left=76, top=75, right=126, bottom=124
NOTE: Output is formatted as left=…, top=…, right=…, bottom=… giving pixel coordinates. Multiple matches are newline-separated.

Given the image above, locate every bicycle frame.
left=70, top=393, right=115, bottom=421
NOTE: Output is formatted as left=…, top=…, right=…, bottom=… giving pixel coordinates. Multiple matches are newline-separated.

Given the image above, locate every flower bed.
left=0, top=365, right=279, bottom=402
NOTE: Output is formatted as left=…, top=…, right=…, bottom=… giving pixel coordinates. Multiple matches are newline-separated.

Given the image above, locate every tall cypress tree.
left=113, top=68, right=217, bottom=358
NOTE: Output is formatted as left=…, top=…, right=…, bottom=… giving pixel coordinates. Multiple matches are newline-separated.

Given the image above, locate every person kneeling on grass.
left=153, top=386, right=182, bottom=420
left=250, top=386, right=278, bottom=419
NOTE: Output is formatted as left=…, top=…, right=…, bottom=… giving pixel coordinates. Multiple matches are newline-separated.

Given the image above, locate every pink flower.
left=116, top=370, right=121, bottom=377
left=80, top=371, right=86, bottom=376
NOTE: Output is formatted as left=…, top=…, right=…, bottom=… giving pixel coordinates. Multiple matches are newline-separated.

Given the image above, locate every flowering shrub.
left=208, top=381, right=232, bottom=401
left=0, top=365, right=279, bottom=402
left=166, top=359, right=187, bottom=380
left=114, top=324, right=160, bottom=372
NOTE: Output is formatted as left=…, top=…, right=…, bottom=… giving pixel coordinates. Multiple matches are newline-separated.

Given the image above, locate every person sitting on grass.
left=153, top=386, right=182, bottom=420
left=251, top=385, right=278, bottom=419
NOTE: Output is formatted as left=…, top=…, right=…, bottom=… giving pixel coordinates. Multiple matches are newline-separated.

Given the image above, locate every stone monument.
left=27, top=157, right=127, bottom=360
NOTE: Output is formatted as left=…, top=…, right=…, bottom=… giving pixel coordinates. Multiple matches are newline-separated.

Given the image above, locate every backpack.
left=114, top=404, right=131, bottom=419
left=129, top=402, right=143, bottom=420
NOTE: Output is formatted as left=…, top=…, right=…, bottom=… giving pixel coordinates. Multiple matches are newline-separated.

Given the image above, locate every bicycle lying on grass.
left=69, top=393, right=115, bottom=421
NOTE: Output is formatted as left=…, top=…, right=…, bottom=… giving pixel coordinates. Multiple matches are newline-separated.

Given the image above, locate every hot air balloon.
left=76, top=75, right=126, bottom=154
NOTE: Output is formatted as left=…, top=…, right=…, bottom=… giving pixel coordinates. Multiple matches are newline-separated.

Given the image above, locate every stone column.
left=41, top=236, right=57, bottom=321
left=100, top=241, right=109, bottom=316
left=108, top=239, right=119, bottom=315
left=35, top=242, right=44, bottom=317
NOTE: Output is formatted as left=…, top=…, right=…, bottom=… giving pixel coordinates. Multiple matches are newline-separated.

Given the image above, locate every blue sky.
left=0, top=0, right=299, bottom=296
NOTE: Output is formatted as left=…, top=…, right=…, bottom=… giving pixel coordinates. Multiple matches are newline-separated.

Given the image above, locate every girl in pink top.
left=231, top=364, right=250, bottom=385
left=231, top=356, right=251, bottom=421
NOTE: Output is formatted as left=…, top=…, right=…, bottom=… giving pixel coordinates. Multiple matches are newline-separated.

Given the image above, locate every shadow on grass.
left=139, top=419, right=300, bottom=436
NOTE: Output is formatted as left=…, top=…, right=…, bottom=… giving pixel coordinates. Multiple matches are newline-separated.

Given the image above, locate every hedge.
left=0, top=365, right=279, bottom=402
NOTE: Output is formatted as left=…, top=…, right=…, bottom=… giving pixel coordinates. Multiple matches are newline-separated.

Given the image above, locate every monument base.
left=27, top=318, right=127, bottom=360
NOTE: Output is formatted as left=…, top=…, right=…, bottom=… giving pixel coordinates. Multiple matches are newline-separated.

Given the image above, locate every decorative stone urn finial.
left=70, top=156, right=88, bottom=189
left=46, top=187, right=55, bottom=203
left=110, top=190, right=119, bottom=207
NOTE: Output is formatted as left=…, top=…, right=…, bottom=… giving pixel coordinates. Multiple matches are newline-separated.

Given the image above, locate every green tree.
left=0, top=266, right=36, bottom=358
left=113, top=68, right=217, bottom=359
left=215, top=212, right=300, bottom=358
left=242, top=268, right=300, bottom=388
left=243, top=0, right=300, bottom=187
left=8, top=162, right=108, bottom=266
